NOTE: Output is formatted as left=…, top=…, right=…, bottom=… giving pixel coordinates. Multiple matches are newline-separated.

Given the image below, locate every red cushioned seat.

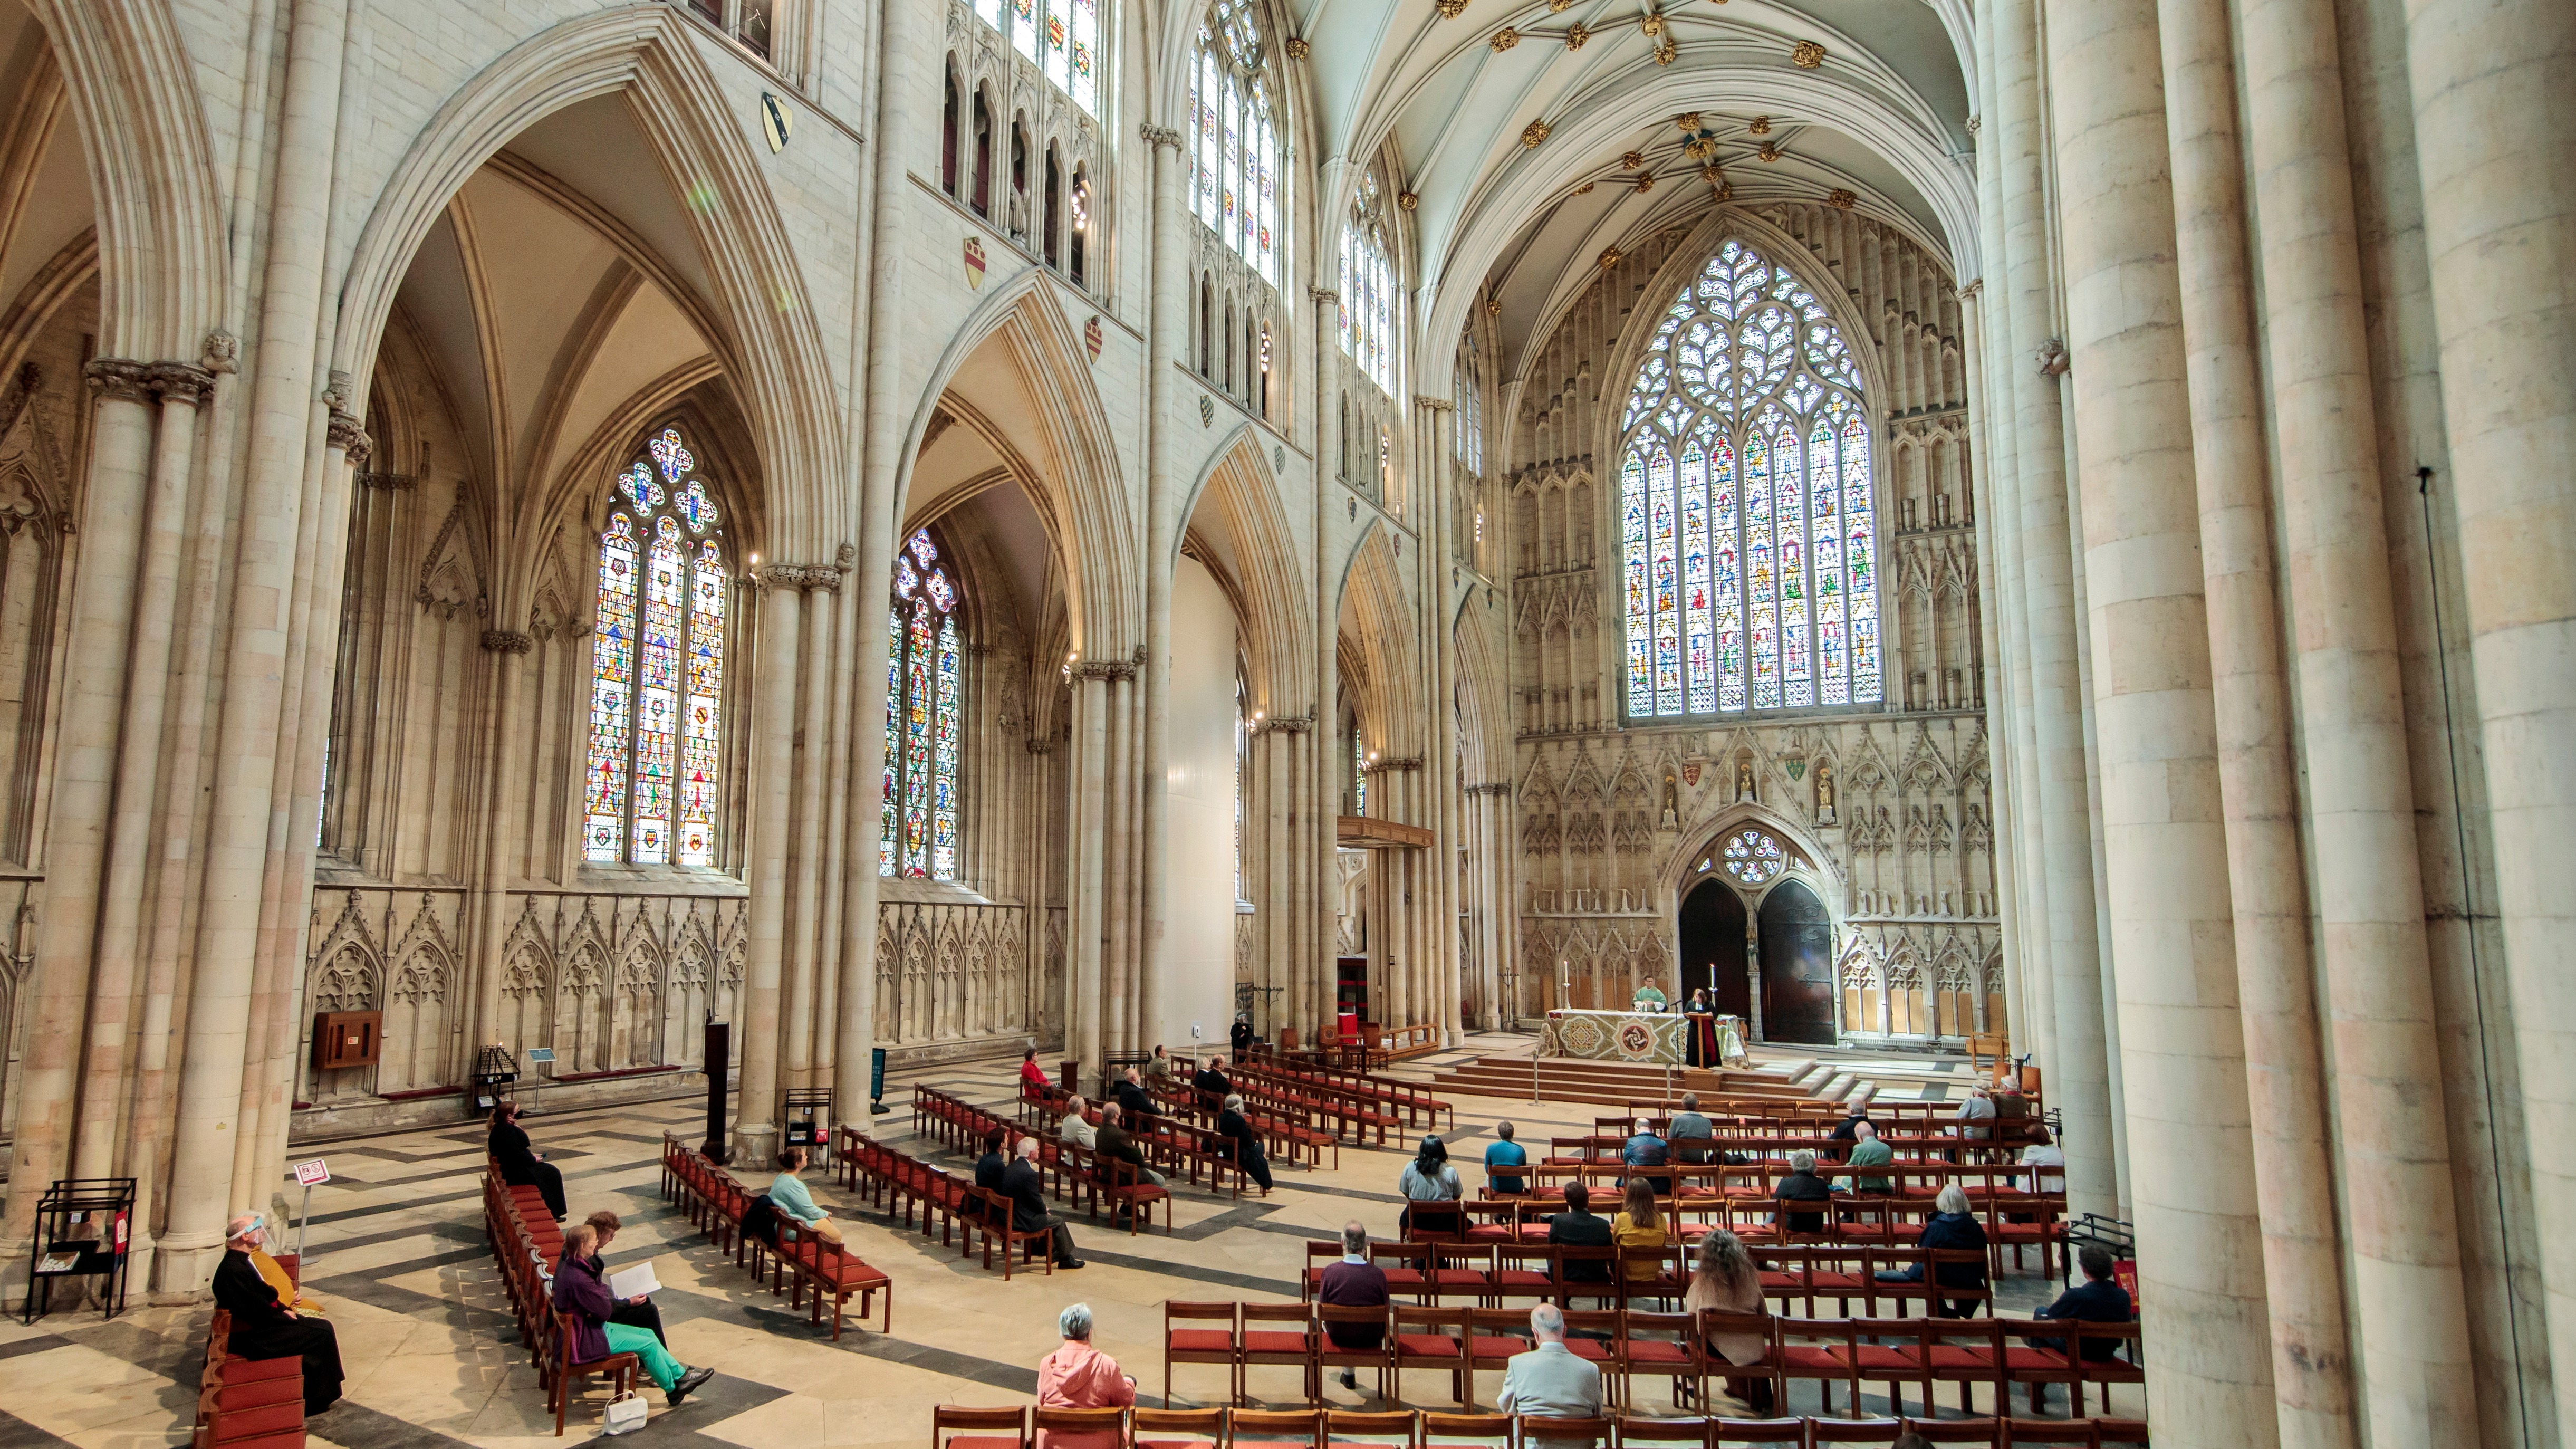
left=946, top=1436, right=1026, bottom=1449
left=220, top=1356, right=301, bottom=1384
left=1828, top=1345, right=1923, bottom=1371
left=1396, top=1333, right=1461, bottom=1354
left=1241, top=1331, right=1309, bottom=1353
left=1925, top=1347, right=1995, bottom=1369
left=1563, top=1340, right=1612, bottom=1363
left=213, top=1377, right=301, bottom=1410
left=1773, top=1347, right=1842, bottom=1373
left=209, top=1402, right=304, bottom=1440
left=1168, top=1331, right=1235, bottom=1352
left=1625, top=1342, right=1692, bottom=1366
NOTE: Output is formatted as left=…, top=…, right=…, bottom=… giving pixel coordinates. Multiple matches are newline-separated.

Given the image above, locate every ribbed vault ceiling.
left=1280, top=0, right=1974, bottom=379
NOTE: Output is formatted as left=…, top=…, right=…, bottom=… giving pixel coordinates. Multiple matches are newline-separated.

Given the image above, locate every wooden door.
left=1679, top=879, right=1750, bottom=1019
left=1757, top=880, right=1837, bottom=1044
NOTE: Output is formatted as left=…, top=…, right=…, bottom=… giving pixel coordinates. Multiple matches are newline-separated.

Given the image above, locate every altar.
left=1540, top=1010, right=1747, bottom=1067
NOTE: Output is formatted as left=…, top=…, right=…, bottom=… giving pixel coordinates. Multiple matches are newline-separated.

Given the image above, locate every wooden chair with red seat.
left=548, top=1310, right=640, bottom=1436
left=1136, top=1408, right=1226, bottom=1449
left=1611, top=1412, right=1712, bottom=1449
left=1421, top=1412, right=1515, bottom=1449
left=1613, top=1310, right=1700, bottom=1413
left=1313, top=1305, right=1392, bottom=1404
left=1227, top=1407, right=1324, bottom=1449
left=1101, top=1156, right=1173, bottom=1235
left=983, top=1188, right=1056, bottom=1281
left=1687, top=1309, right=1780, bottom=1418
left=933, top=1405, right=1031, bottom=1449
left=1898, top=1417, right=2006, bottom=1447
left=1706, top=1419, right=1805, bottom=1448
left=1165, top=1302, right=1240, bottom=1406
left=1238, top=1303, right=1314, bottom=1406
left=1302, top=1242, right=1341, bottom=1301
left=1405, top=1199, right=1469, bottom=1243
left=1770, top=1315, right=1858, bottom=1418
left=1552, top=1246, right=1620, bottom=1309
left=1831, top=1316, right=1941, bottom=1420
left=2069, top=1321, right=2145, bottom=1417
left=1513, top=1415, right=1611, bottom=1449
left=1370, top=1243, right=1433, bottom=1304
left=1997, top=1422, right=2099, bottom=1448
left=1493, top=1245, right=1558, bottom=1304
left=1422, top=1244, right=1498, bottom=1307
left=1035, top=1407, right=1130, bottom=1449
left=1803, top=1419, right=1904, bottom=1446
left=1555, top=1308, right=1623, bottom=1396
left=1392, top=1306, right=1473, bottom=1407
left=1917, top=1315, right=2007, bottom=1417
left=1465, top=1306, right=1534, bottom=1387
left=1326, top=1409, right=1420, bottom=1449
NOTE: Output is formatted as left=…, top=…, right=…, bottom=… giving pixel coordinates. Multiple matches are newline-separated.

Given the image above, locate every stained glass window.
left=881, top=527, right=966, bottom=880
left=1341, top=168, right=1397, bottom=393
left=586, top=426, right=727, bottom=867
left=1191, top=0, right=1282, bottom=284
left=966, top=0, right=1096, bottom=113
left=1722, top=828, right=1785, bottom=884
left=1618, top=238, right=1880, bottom=716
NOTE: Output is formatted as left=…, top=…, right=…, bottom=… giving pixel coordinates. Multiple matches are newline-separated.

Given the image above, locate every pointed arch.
left=1178, top=429, right=1314, bottom=712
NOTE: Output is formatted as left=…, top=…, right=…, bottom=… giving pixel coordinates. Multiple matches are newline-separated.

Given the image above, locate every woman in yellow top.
left=1610, top=1176, right=1669, bottom=1282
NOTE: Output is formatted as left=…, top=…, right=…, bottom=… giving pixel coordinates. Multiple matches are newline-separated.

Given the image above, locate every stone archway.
left=1678, top=878, right=1749, bottom=1020
left=1757, top=879, right=1836, bottom=1045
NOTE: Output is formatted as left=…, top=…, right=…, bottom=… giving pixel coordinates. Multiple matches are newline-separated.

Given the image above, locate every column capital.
left=1366, top=755, right=1424, bottom=773
left=1465, top=781, right=1514, bottom=797
left=326, top=410, right=373, bottom=465
left=1025, top=737, right=1057, bottom=754
left=753, top=560, right=847, bottom=591
left=480, top=630, right=535, bottom=655
left=1308, top=286, right=1341, bottom=305
left=82, top=358, right=152, bottom=404
left=1411, top=395, right=1456, bottom=412
left=1954, top=280, right=1984, bottom=302
left=1253, top=712, right=1315, bottom=735
left=1071, top=658, right=1137, bottom=682
left=1138, top=123, right=1186, bottom=151
left=145, top=361, right=217, bottom=408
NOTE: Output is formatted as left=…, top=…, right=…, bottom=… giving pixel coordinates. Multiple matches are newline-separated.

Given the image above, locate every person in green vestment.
left=1631, top=976, right=1668, bottom=1013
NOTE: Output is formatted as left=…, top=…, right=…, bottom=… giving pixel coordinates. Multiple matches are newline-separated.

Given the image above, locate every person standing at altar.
left=1681, top=989, right=1719, bottom=1067
left=1631, top=976, right=1668, bottom=1013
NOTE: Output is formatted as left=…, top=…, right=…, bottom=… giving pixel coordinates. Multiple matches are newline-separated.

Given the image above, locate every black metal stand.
left=783, top=1088, right=833, bottom=1162
left=701, top=1019, right=732, bottom=1164
left=470, top=1043, right=519, bottom=1117
left=22, top=1178, right=136, bottom=1325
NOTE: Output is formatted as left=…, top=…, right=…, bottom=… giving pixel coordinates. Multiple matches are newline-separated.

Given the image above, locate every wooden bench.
left=196, top=1311, right=304, bottom=1449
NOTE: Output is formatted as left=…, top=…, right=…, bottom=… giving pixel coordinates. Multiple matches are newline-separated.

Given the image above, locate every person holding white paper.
left=585, top=1210, right=668, bottom=1348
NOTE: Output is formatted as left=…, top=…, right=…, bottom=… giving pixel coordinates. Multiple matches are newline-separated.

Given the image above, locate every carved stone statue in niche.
left=1659, top=772, right=1680, bottom=829
left=1815, top=761, right=1836, bottom=825
left=1734, top=754, right=1756, bottom=803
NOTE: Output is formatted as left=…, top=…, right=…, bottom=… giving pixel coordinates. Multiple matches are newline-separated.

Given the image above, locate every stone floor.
left=0, top=1034, right=2130, bottom=1447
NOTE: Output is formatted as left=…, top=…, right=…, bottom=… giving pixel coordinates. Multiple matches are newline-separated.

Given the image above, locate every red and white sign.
left=293, top=1159, right=331, bottom=1188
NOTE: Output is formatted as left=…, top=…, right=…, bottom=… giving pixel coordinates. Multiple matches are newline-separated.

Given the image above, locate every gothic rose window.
left=586, top=427, right=728, bottom=866
left=1722, top=828, right=1785, bottom=885
left=882, top=528, right=965, bottom=879
left=1619, top=238, right=1882, bottom=716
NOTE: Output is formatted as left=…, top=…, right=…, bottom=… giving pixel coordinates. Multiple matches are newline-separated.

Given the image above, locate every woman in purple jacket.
left=552, top=1224, right=714, bottom=1405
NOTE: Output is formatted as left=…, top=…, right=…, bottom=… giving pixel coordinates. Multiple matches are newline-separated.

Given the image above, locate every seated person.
left=1145, top=1045, right=1174, bottom=1088
left=1666, top=1092, right=1714, bottom=1144
left=1874, top=1184, right=1989, bottom=1316
left=2026, top=1243, right=2136, bottom=1379
left=1004, top=1137, right=1084, bottom=1269
left=1094, top=1102, right=1168, bottom=1205
left=1684, top=1229, right=1772, bottom=1413
left=974, top=1126, right=1012, bottom=1220
left=1192, top=1058, right=1233, bottom=1102
left=1484, top=1122, right=1530, bottom=1194
left=1621, top=1118, right=1669, bottom=1186
left=768, top=1146, right=843, bottom=1244
left=1230, top=1017, right=1256, bottom=1057
left=1058, top=1095, right=1099, bottom=1149
left=1397, top=1136, right=1463, bottom=1236
left=1319, top=1221, right=1389, bottom=1388
left=1499, top=1304, right=1603, bottom=1448
left=1610, top=1177, right=1670, bottom=1282
left=1113, top=1067, right=1155, bottom=1124
left=553, top=1223, right=713, bottom=1406
left=1215, top=1093, right=1274, bottom=1192
left=1772, top=1149, right=1834, bottom=1234
left=1021, top=1047, right=1053, bottom=1093
left=584, top=1211, right=667, bottom=1346
left=215, top=1215, right=344, bottom=1416
left=488, top=1101, right=566, bottom=1221
left=2018, top=1125, right=2067, bottom=1193
left=1546, top=1182, right=1616, bottom=1285
left=1847, top=1122, right=1897, bottom=1194
left=1036, top=1303, right=1135, bottom=1449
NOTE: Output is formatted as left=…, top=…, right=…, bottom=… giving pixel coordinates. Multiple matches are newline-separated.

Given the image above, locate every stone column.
left=1070, top=667, right=1111, bottom=1071
left=734, top=580, right=801, bottom=1164
left=159, top=0, right=350, bottom=1290
left=2400, top=1, right=2576, bottom=1440
left=2044, top=0, right=2279, bottom=1437
left=1140, top=122, right=1187, bottom=1050
left=5, top=363, right=157, bottom=1239
left=2235, top=0, right=2482, bottom=1431
left=1993, top=0, right=2113, bottom=1214
left=784, top=573, right=838, bottom=1089
left=2152, top=0, right=2360, bottom=1438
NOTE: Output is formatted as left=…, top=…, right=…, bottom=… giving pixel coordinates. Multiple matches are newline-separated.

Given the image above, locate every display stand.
left=21, top=1178, right=136, bottom=1325
left=470, top=1043, right=518, bottom=1116
left=782, top=1089, right=834, bottom=1162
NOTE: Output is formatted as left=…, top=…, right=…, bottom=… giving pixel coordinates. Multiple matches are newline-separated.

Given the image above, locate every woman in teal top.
left=1632, top=977, right=1668, bottom=1012
left=768, top=1146, right=844, bottom=1244
left=1484, top=1122, right=1530, bottom=1193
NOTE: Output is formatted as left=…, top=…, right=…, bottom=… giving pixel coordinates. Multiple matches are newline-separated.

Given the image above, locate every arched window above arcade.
left=882, top=527, right=968, bottom=880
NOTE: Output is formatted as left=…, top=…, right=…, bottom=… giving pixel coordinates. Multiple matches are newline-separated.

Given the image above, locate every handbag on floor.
left=603, top=1388, right=648, bottom=1435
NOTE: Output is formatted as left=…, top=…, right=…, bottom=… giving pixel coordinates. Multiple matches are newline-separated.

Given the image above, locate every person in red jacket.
left=1021, top=1047, right=1053, bottom=1093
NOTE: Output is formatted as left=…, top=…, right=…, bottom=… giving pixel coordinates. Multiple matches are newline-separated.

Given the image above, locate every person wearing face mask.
left=214, top=1214, right=345, bottom=1416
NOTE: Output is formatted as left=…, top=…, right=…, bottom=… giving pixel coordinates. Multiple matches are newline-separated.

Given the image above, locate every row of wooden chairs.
left=840, top=1121, right=1176, bottom=1246
left=1418, top=1190, right=2061, bottom=1278
left=1135, top=1079, right=1341, bottom=1169
left=1159, top=1301, right=2144, bottom=1420
left=924, top=1085, right=1256, bottom=1199
left=658, top=1134, right=893, bottom=1338
left=1297, top=1241, right=1994, bottom=1321
left=483, top=1164, right=640, bottom=1434
left=934, top=1403, right=2150, bottom=1448
left=194, top=1310, right=304, bottom=1449
left=1219, top=1050, right=1457, bottom=1131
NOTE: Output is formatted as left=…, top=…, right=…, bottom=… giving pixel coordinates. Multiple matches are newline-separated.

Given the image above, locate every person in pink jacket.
left=1035, top=1302, right=1135, bottom=1449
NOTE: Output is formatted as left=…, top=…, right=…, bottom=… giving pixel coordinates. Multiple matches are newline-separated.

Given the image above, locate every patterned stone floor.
left=0, top=1033, right=2123, bottom=1447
